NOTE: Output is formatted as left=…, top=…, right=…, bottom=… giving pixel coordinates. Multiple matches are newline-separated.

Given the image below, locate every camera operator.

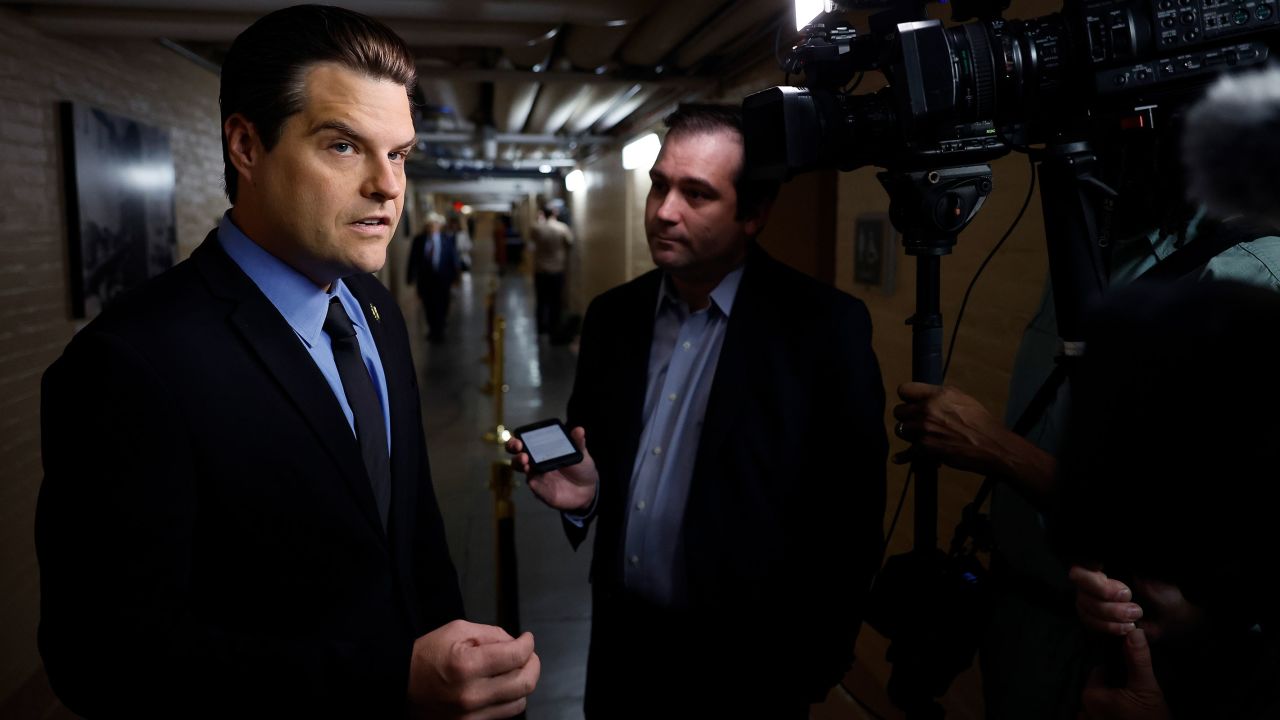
left=891, top=109, right=1280, bottom=718
left=1053, top=279, right=1280, bottom=719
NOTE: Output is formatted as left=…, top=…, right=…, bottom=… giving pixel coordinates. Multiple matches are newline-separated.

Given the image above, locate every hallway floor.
left=401, top=258, right=592, bottom=720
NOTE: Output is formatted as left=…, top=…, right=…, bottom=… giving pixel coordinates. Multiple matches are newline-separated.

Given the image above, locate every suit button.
left=652, top=446, right=662, bottom=455
left=635, top=500, right=646, bottom=511
left=629, top=555, right=640, bottom=566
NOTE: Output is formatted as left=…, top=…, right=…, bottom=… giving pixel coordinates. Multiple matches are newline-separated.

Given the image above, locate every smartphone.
left=512, top=419, right=583, bottom=474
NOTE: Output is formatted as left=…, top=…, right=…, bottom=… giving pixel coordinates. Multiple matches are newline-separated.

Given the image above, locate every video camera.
left=744, top=2, right=1280, bottom=716
left=745, top=0, right=1278, bottom=178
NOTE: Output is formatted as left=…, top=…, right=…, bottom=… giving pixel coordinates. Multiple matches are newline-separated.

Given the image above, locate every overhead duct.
left=616, top=0, right=725, bottom=67
left=562, top=23, right=632, bottom=71
left=416, top=61, right=479, bottom=132
left=592, top=84, right=654, bottom=134
left=493, top=82, right=540, bottom=134
left=673, top=0, right=783, bottom=69
left=562, top=83, right=629, bottom=134
left=22, top=7, right=559, bottom=46
left=490, top=56, right=540, bottom=134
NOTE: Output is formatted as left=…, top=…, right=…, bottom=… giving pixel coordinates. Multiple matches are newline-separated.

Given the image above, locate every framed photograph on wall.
left=855, top=213, right=897, bottom=295
left=60, top=101, right=177, bottom=320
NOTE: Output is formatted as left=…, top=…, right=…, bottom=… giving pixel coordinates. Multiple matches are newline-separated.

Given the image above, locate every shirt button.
left=668, top=393, right=677, bottom=402
left=630, top=555, right=640, bottom=566
left=652, top=446, right=662, bottom=455
left=682, top=341, right=692, bottom=350
left=635, top=500, right=646, bottom=511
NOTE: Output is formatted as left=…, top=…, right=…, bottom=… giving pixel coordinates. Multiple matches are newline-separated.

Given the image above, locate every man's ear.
left=223, top=113, right=261, bottom=188
left=742, top=199, right=773, bottom=238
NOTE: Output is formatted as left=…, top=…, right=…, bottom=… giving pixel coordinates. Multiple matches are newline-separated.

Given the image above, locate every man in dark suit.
left=508, top=104, right=887, bottom=716
left=36, top=6, right=538, bottom=718
left=407, top=212, right=461, bottom=343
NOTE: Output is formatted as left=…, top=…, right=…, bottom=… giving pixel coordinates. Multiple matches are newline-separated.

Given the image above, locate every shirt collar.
left=655, top=265, right=745, bottom=319
left=217, top=212, right=362, bottom=347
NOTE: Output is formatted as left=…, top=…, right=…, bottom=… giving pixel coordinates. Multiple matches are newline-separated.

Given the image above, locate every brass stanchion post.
left=482, top=316, right=509, bottom=444
left=489, top=460, right=520, bottom=637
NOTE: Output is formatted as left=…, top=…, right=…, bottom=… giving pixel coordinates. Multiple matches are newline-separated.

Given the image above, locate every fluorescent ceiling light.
left=565, top=169, right=586, bottom=193
left=539, top=164, right=553, bottom=174
left=621, top=133, right=661, bottom=171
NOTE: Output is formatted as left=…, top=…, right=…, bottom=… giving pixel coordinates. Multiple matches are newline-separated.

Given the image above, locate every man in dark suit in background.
left=36, top=6, right=538, bottom=718
left=407, top=211, right=461, bottom=343
left=508, top=104, right=887, bottom=717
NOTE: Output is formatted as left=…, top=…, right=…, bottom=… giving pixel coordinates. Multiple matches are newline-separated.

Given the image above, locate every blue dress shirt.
left=217, top=213, right=392, bottom=452
left=622, top=266, right=743, bottom=607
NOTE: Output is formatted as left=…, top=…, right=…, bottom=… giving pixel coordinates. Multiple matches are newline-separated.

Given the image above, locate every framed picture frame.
left=854, top=212, right=897, bottom=295
left=60, top=101, right=177, bottom=320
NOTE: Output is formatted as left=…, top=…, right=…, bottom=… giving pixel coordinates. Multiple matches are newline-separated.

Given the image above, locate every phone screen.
left=522, top=424, right=576, bottom=463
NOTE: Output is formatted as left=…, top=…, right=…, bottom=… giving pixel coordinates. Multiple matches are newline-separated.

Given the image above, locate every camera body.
left=745, top=0, right=1278, bottom=179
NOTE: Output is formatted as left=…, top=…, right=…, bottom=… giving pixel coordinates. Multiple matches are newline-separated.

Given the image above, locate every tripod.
left=866, top=142, right=1115, bottom=718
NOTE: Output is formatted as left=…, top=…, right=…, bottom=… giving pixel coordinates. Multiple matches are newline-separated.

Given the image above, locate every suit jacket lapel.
left=692, top=247, right=769, bottom=482
left=611, top=272, right=661, bottom=512
left=192, top=233, right=386, bottom=542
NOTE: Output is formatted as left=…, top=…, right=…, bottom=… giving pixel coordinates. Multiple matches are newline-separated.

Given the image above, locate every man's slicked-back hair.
left=662, top=103, right=780, bottom=222
left=220, top=4, right=417, bottom=202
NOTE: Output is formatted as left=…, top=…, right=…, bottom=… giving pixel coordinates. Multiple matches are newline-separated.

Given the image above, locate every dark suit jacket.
left=565, top=242, right=888, bottom=714
left=406, top=231, right=460, bottom=295
left=36, top=231, right=463, bottom=718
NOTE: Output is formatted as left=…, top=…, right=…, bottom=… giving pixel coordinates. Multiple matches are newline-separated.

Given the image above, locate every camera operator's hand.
left=1069, top=565, right=1143, bottom=636
left=893, top=382, right=1057, bottom=505
left=506, top=426, right=598, bottom=514
left=1080, top=628, right=1172, bottom=720
left=1069, top=567, right=1203, bottom=644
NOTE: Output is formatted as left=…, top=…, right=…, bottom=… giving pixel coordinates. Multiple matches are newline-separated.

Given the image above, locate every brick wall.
left=0, top=8, right=225, bottom=716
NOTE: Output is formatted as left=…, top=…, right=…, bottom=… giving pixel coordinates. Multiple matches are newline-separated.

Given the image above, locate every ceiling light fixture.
left=565, top=169, right=586, bottom=193
left=795, top=0, right=836, bottom=30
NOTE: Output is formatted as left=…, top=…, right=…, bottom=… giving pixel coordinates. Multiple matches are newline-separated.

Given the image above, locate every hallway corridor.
left=399, top=244, right=592, bottom=720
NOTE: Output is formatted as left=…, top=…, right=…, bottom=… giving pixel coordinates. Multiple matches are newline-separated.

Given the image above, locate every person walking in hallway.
left=530, top=204, right=574, bottom=336
left=407, top=211, right=461, bottom=343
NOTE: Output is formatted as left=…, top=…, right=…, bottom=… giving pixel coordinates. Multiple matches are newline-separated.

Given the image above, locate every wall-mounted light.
left=621, top=133, right=661, bottom=171
left=565, top=168, right=586, bottom=193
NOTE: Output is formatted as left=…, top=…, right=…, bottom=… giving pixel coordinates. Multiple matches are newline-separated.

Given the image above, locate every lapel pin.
left=370, top=303, right=381, bottom=322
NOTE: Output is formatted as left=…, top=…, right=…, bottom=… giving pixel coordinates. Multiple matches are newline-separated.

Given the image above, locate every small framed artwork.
left=60, top=101, right=177, bottom=320
left=854, top=213, right=897, bottom=295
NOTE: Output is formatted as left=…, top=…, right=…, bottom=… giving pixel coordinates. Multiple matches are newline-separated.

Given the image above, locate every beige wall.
left=569, top=150, right=632, bottom=310
left=0, top=8, right=225, bottom=716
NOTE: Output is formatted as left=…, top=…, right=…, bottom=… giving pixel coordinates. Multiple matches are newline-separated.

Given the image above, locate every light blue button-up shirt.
left=217, top=213, right=392, bottom=452
left=622, top=266, right=743, bottom=607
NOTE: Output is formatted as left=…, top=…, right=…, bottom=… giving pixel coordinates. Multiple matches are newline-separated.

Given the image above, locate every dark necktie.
left=323, top=297, right=391, bottom=529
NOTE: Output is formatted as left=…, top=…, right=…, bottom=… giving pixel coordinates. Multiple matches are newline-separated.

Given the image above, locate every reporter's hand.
left=1080, top=628, right=1172, bottom=720
left=408, top=620, right=540, bottom=720
left=1069, top=565, right=1143, bottom=636
left=505, top=426, right=598, bottom=513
